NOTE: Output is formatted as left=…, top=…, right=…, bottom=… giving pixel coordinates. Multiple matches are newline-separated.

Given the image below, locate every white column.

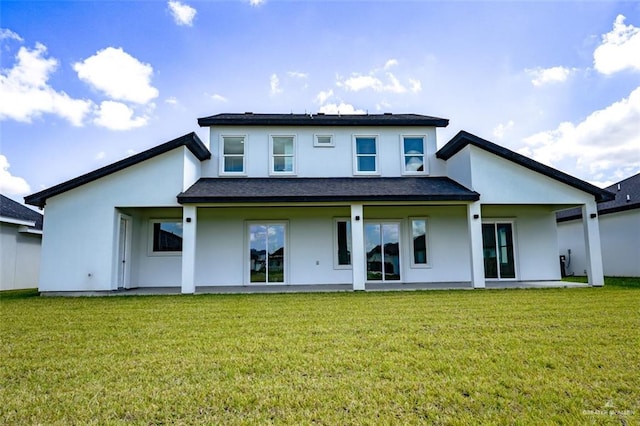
left=350, top=204, right=366, bottom=291
left=582, top=202, right=604, bottom=286
left=181, top=205, right=197, bottom=294
left=467, top=202, right=485, bottom=289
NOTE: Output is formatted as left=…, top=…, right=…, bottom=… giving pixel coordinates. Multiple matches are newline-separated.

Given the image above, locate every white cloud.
left=493, top=120, right=514, bottom=139
left=93, top=101, right=149, bottom=130
left=409, top=78, right=422, bottom=93
left=521, top=86, right=640, bottom=180
left=287, top=71, right=308, bottom=79
left=0, top=43, right=93, bottom=126
left=0, top=28, right=23, bottom=42
left=95, top=151, right=106, bottom=160
left=527, top=66, right=573, bottom=86
left=73, top=47, right=159, bottom=104
left=384, top=59, right=398, bottom=70
left=318, top=102, right=366, bottom=115
left=168, top=1, right=197, bottom=26
left=249, top=0, right=265, bottom=6
left=270, top=73, right=282, bottom=95
left=0, top=155, right=31, bottom=197
left=315, top=89, right=333, bottom=104
left=594, top=14, right=640, bottom=75
left=340, top=74, right=383, bottom=92
left=165, top=96, right=178, bottom=105
left=209, top=93, right=228, bottom=102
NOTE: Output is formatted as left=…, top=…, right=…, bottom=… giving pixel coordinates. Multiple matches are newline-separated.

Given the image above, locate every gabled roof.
left=198, top=112, right=449, bottom=127
left=178, top=177, right=479, bottom=204
left=25, top=133, right=210, bottom=208
left=1, top=194, right=43, bottom=230
left=557, top=172, right=640, bottom=222
left=437, top=130, right=614, bottom=203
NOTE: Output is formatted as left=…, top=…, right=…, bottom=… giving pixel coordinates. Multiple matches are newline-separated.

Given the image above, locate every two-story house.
left=25, top=113, right=613, bottom=294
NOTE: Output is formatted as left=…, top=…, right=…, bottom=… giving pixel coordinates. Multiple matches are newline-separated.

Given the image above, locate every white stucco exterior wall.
left=38, top=148, right=195, bottom=292
left=0, top=224, right=42, bottom=290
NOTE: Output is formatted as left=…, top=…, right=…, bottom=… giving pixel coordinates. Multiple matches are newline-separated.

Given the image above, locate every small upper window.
left=402, top=136, right=426, bottom=174
left=271, top=136, right=296, bottom=174
left=354, top=136, right=378, bottom=174
left=314, top=134, right=334, bottom=147
left=151, top=220, right=183, bottom=253
left=222, top=136, right=245, bottom=174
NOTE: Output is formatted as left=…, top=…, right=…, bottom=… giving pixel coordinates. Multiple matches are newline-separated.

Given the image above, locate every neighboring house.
left=1, top=194, right=43, bottom=290
left=557, top=173, right=640, bottom=277
left=25, top=113, right=613, bottom=294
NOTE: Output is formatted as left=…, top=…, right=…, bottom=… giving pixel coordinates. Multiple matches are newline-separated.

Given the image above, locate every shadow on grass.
left=0, top=288, right=40, bottom=300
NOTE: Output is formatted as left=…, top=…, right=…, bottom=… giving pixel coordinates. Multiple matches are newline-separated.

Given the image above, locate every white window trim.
left=245, top=221, right=289, bottom=285
left=408, top=217, right=431, bottom=268
left=269, top=134, right=297, bottom=176
left=400, top=134, right=428, bottom=175
left=219, top=134, right=247, bottom=176
left=352, top=134, right=379, bottom=175
left=364, top=220, right=403, bottom=283
left=148, top=219, right=183, bottom=256
left=482, top=219, right=518, bottom=281
left=314, top=134, right=335, bottom=147
left=333, top=218, right=352, bottom=270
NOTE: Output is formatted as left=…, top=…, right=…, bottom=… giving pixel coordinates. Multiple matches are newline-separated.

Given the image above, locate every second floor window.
left=271, top=136, right=295, bottom=174
left=222, top=136, right=245, bottom=174
left=403, top=136, right=426, bottom=173
left=354, top=136, right=378, bottom=174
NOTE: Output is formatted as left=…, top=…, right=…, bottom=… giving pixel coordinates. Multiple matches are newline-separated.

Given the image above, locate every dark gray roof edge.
left=556, top=202, right=640, bottom=222
left=0, top=194, right=44, bottom=230
left=178, top=194, right=479, bottom=204
left=198, top=113, right=449, bottom=127
left=437, top=130, right=615, bottom=203
left=25, top=132, right=210, bottom=208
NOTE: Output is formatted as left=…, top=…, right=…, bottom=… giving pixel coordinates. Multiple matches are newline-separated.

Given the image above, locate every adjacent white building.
left=557, top=173, right=640, bottom=277
left=25, top=113, right=613, bottom=294
left=1, top=194, right=43, bottom=290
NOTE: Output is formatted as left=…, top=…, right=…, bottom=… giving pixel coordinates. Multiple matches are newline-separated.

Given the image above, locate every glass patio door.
left=365, top=222, right=401, bottom=281
left=249, top=224, right=285, bottom=284
left=482, top=222, right=516, bottom=279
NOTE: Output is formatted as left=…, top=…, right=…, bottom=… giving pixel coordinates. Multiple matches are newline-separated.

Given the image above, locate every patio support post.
left=582, top=202, right=604, bottom=286
left=467, top=201, right=485, bottom=289
left=181, top=205, right=197, bottom=294
left=351, top=204, right=366, bottom=290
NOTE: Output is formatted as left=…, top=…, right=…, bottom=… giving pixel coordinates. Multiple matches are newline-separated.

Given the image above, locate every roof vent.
left=244, top=111, right=253, bottom=115
left=384, top=112, right=393, bottom=115
left=627, top=194, right=631, bottom=202
left=317, top=112, right=325, bottom=115
left=617, top=183, right=621, bottom=191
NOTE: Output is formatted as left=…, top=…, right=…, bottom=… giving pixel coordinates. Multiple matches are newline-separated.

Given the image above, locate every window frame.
left=401, top=134, right=428, bottom=175
left=481, top=219, right=518, bottom=280
left=333, top=218, right=352, bottom=269
left=352, top=134, right=379, bottom=175
left=220, top=134, right=247, bottom=176
left=148, top=219, right=183, bottom=256
left=246, top=221, right=289, bottom=284
left=314, top=134, right=335, bottom=147
left=408, top=217, right=430, bottom=268
left=269, top=134, right=297, bottom=175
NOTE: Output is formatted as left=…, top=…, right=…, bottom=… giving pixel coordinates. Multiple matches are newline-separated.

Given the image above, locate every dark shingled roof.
left=437, top=131, right=615, bottom=203
left=1, top=194, right=43, bottom=230
left=177, top=177, right=479, bottom=204
left=198, top=113, right=449, bottom=127
left=557, top=172, right=640, bottom=222
left=25, top=133, right=211, bottom=208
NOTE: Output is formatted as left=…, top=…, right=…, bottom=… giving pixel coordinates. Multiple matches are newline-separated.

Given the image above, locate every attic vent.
left=244, top=111, right=253, bottom=115
left=384, top=112, right=393, bottom=115
left=314, top=134, right=334, bottom=147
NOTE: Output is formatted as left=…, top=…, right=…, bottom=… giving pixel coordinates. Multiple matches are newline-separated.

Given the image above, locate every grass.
left=1, top=278, right=638, bottom=424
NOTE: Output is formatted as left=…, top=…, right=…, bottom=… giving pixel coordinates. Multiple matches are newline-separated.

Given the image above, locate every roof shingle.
left=1, top=194, right=43, bottom=230
left=198, top=113, right=449, bottom=127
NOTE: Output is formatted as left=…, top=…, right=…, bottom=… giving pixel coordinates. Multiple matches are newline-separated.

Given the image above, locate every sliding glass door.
left=249, top=223, right=286, bottom=284
left=482, top=222, right=516, bottom=279
left=365, top=222, right=401, bottom=281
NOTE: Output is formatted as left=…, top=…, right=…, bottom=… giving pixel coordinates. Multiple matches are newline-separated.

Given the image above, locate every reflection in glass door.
left=249, top=224, right=285, bottom=283
left=365, top=223, right=401, bottom=281
left=482, top=222, right=516, bottom=279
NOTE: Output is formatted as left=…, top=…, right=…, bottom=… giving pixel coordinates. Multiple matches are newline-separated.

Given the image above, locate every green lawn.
left=1, top=278, right=638, bottom=424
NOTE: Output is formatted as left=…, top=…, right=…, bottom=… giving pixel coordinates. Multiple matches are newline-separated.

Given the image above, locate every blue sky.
left=1, top=0, right=639, bottom=204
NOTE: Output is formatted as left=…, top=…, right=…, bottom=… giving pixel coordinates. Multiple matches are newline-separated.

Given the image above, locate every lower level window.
left=249, top=223, right=286, bottom=283
left=482, top=222, right=516, bottom=279
left=151, top=220, right=183, bottom=253
left=335, top=219, right=351, bottom=267
left=410, top=218, right=428, bottom=266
